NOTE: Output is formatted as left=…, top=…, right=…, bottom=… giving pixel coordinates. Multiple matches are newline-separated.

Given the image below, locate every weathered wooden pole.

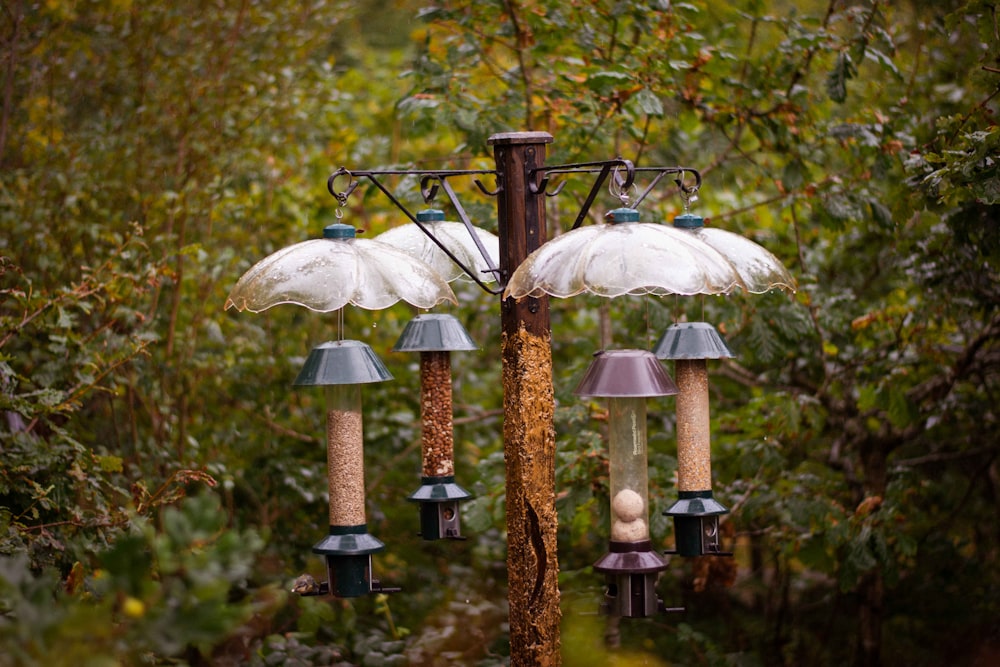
left=489, top=131, right=561, bottom=665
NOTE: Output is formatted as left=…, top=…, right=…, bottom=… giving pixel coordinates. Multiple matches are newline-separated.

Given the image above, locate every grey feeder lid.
left=313, top=524, right=386, bottom=556
left=664, top=491, right=730, bottom=517
left=653, top=322, right=734, bottom=360
left=575, top=349, right=679, bottom=398
left=393, top=314, right=478, bottom=352
left=294, top=340, right=393, bottom=386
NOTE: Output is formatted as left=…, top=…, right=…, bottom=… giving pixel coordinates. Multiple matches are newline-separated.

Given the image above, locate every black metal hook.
left=674, top=168, right=702, bottom=197
left=546, top=180, right=568, bottom=197
left=474, top=177, right=501, bottom=196
left=420, top=175, right=440, bottom=203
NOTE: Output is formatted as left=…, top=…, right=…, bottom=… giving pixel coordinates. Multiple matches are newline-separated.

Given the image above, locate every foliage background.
left=1, top=0, right=998, bottom=665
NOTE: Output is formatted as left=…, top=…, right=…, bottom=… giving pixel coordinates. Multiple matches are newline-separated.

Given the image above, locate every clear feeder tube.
left=674, top=359, right=711, bottom=493
left=608, top=396, right=651, bottom=543
left=325, top=383, right=366, bottom=527
left=420, top=351, right=455, bottom=478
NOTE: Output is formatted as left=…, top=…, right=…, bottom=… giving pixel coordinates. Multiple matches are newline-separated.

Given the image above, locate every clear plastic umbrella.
left=503, top=208, right=746, bottom=300
left=672, top=213, right=795, bottom=293
left=375, top=210, right=500, bottom=284
left=225, top=222, right=457, bottom=313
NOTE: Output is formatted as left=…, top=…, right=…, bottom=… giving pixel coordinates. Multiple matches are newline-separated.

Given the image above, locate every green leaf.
left=826, top=51, right=856, bottom=103
left=633, top=88, right=664, bottom=117
left=96, top=455, right=124, bottom=473
left=869, top=199, right=894, bottom=228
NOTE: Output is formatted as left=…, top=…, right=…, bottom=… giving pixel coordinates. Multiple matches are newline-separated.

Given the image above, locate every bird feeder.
left=653, top=322, right=734, bottom=557
left=575, top=349, right=679, bottom=618
left=225, top=216, right=458, bottom=595
left=393, top=314, right=477, bottom=540
left=294, top=339, right=399, bottom=597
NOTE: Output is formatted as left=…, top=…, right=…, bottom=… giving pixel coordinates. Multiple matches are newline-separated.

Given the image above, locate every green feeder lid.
left=653, top=322, right=734, bottom=360
left=393, top=314, right=478, bottom=352
left=313, top=524, right=385, bottom=556
left=672, top=212, right=704, bottom=229
left=605, top=207, right=641, bottom=224
left=663, top=491, right=730, bottom=517
left=294, top=340, right=393, bottom=386
left=415, top=209, right=447, bottom=223
left=407, top=475, right=473, bottom=502
left=575, top=349, right=679, bottom=398
left=323, top=222, right=357, bottom=239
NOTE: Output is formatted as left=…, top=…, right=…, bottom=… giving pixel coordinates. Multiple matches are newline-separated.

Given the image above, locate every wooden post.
left=489, top=131, right=561, bottom=666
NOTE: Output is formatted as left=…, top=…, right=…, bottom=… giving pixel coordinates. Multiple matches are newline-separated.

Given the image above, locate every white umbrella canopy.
left=375, top=213, right=500, bottom=284
left=224, top=223, right=457, bottom=313
left=671, top=214, right=795, bottom=293
left=687, top=228, right=796, bottom=293
left=504, top=211, right=747, bottom=300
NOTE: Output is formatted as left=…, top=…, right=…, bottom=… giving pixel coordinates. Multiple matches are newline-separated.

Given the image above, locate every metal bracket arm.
left=525, top=160, right=702, bottom=229
left=328, top=167, right=503, bottom=293
left=325, top=160, right=703, bottom=293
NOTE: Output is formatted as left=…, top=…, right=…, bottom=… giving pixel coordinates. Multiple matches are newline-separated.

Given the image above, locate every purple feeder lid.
left=574, top=349, right=679, bottom=398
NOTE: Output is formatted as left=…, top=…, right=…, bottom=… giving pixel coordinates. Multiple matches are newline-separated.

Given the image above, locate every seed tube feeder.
left=653, top=322, right=734, bottom=557
left=294, top=340, right=399, bottom=598
left=393, top=314, right=477, bottom=540
left=575, top=349, right=679, bottom=618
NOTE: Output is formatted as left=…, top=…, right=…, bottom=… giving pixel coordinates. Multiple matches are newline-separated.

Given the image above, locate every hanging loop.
left=674, top=169, right=701, bottom=211
left=327, top=167, right=359, bottom=206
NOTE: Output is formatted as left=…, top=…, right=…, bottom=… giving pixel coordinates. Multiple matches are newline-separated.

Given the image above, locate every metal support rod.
left=490, top=131, right=561, bottom=666
left=437, top=176, right=503, bottom=286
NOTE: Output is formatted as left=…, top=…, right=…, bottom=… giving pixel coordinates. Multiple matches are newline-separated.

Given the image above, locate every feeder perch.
left=393, top=314, right=477, bottom=540
left=653, top=322, right=734, bottom=557
left=575, top=349, right=680, bottom=618
left=294, top=340, right=400, bottom=597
